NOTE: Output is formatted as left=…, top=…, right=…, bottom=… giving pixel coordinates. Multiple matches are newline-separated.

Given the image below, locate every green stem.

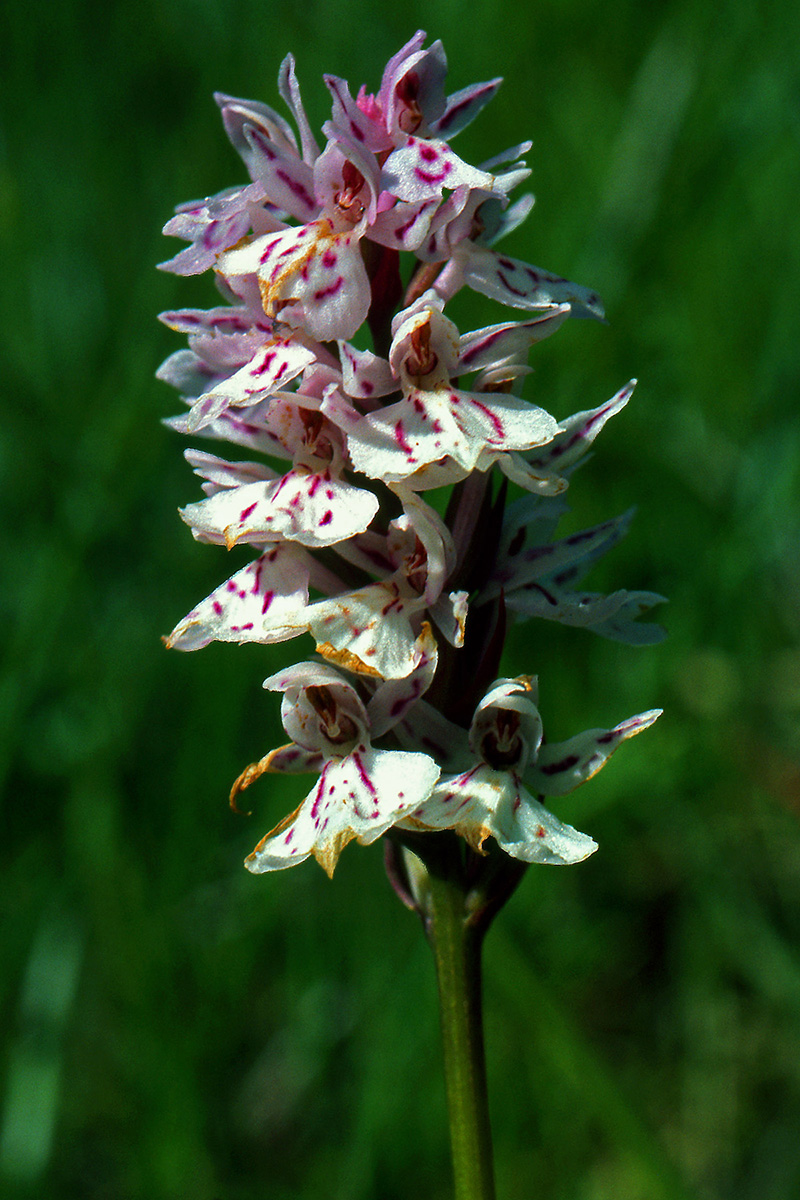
left=426, top=858, right=496, bottom=1200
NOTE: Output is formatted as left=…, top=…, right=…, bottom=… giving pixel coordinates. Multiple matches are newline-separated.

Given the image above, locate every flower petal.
left=345, top=386, right=558, bottom=481
left=164, top=545, right=311, bottom=650
left=308, top=582, right=424, bottom=680
left=505, top=585, right=667, bottom=644
left=410, top=764, right=597, bottom=864
left=429, top=77, right=503, bottom=139
left=277, top=54, right=322, bottom=164
left=460, top=245, right=605, bottom=320
left=246, top=746, right=440, bottom=876
left=325, top=72, right=391, bottom=153
left=455, top=308, right=570, bottom=375
left=428, top=590, right=468, bottom=648
left=368, top=198, right=441, bottom=251
left=382, top=137, right=501, bottom=203
left=180, top=470, right=379, bottom=549
left=183, top=449, right=276, bottom=495
left=184, top=338, right=317, bottom=432
left=486, top=508, right=637, bottom=599
left=338, top=342, right=397, bottom=402
left=264, top=660, right=371, bottom=754
left=366, top=622, right=439, bottom=737
left=158, top=184, right=266, bottom=275
left=528, top=381, right=636, bottom=474
left=220, top=221, right=371, bottom=342
left=530, top=709, right=663, bottom=797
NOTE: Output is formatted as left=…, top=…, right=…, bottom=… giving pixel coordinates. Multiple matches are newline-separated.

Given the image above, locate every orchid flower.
left=230, top=628, right=441, bottom=876
left=400, top=677, right=661, bottom=863
left=325, top=291, right=567, bottom=490
left=303, top=487, right=467, bottom=679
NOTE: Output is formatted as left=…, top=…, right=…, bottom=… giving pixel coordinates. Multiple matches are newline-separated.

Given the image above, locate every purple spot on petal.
left=539, top=754, right=581, bottom=776
left=275, top=168, right=316, bottom=210
left=496, top=269, right=526, bottom=299
left=314, top=277, right=345, bottom=302
left=252, top=351, right=277, bottom=377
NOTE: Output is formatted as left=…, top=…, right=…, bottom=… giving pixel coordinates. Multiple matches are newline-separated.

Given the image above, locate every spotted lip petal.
left=407, top=765, right=598, bottom=865
left=245, top=745, right=441, bottom=877
left=164, top=544, right=311, bottom=651
left=381, top=137, right=502, bottom=204
left=219, top=220, right=371, bottom=342
left=179, top=469, right=380, bottom=550
left=181, top=338, right=318, bottom=433
left=345, top=385, right=559, bottom=482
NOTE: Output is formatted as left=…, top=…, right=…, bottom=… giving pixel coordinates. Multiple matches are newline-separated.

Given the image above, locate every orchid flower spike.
left=159, top=32, right=664, bottom=879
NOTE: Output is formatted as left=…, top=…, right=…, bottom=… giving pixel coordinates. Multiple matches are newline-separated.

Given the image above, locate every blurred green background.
left=2, top=0, right=799, bottom=1197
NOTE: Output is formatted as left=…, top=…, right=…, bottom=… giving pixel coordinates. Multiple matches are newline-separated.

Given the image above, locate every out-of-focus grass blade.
left=488, top=929, right=700, bottom=1200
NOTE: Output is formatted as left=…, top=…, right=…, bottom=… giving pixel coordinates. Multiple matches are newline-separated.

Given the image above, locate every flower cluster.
left=159, top=32, right=664, bottom=878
